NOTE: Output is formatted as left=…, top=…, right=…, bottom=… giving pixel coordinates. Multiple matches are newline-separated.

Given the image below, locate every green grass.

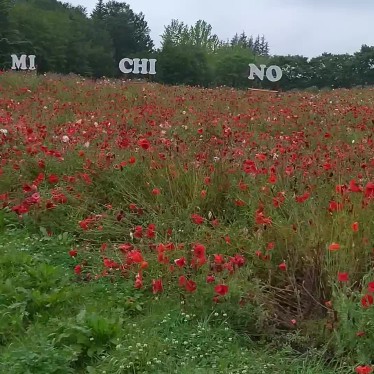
left=0, top=224, right=349, bottom=374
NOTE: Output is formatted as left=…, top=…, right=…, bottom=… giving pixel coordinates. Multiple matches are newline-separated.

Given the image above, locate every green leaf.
left=136, top=304, right=143, bottom=311
left=76, top=309, right=86, bottom=323
left=87, top=347, right=96, bottom=357
left=39, top=227, right=48, bottom=237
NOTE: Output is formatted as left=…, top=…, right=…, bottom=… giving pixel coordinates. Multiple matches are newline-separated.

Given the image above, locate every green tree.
left=214, top=45, right=256, bottom=88
left=157, top=19, right=220, bottom=86
left=87, top=21, right=116, bottom=78
left=309, top=53, right=356, bottom=88
left=91, top=0, right=106, bottom=20
left=92, top=0, right=154, bottom=68
left=266, top=55, right=311, bottom=90
left=189, top=20, right=220, bottom=52
left=156, top=44, right=212, bottom=86
left=353, top=45, right=374, bottom=86
left=161, top=19, right=219, bottom=51
left=230, top=32, right=268, bottom=56
left=0, top=0, right=11, bottom=39
left=10, top=0, right=77, bottom=73
left=161, top=19, right=189, bottom=48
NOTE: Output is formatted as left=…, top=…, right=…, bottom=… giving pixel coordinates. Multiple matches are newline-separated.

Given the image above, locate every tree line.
left=1, top=0, right=374, bottom=90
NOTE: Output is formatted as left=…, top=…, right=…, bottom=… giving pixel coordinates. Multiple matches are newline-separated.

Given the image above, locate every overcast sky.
left=69, top=0, right=374, bottom=58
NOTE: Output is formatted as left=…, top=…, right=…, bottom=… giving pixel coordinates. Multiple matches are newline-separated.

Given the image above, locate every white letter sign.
left=132, top=58, right=148, bottom=74
left=119, top=58, right=133, bottom=74
left=248, top=64, right=266, bottom=80
left=119, top=58, right=157, bottom=75
left=266, top=65, right=282, bottom=82
left=11, top=54, right=36, bottom=70
left=248, top=63, right=282, bottom=82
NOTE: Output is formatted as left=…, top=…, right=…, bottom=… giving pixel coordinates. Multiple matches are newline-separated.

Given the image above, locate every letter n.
left=248, top=64, right=266, bottom=80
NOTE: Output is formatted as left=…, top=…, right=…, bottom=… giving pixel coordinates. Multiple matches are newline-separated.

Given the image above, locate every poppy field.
left=0, top=72, right=374, bottom=373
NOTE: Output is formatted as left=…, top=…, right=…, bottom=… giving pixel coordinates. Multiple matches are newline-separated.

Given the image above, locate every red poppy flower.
left=69, top=249, right=78, bottom=257
left=368, top=282, right=374, bottom=293
left=134, top=272, right=143, bottom=289
left=74, top=265, right=82, bottom=274
left=48, top=174, right=59, bottom=184
left=328, top=201, right=343, bottom=212
left=279, top=262, right=287, bottom=271
left=255, top=153, right=266, bottom=161
left=146, top=224, right=156, bottom=239
left=268, top=174, right=277, bottom=184
left=179, top=275, right=187, bottom=287
left=355, top=365, right=372, bottom=374
left=255, top=210, right=272, bottom=225
left=174, top=257, right=186, bottom=267
left=138, top=138, right=150, bottom=150
left=329, top=242, right=340, bottom=251
left=103, top=258, right=119, bottom=269
left=191, top=213, right=204, bottom=224
left=338, top=272, right=349, bottom=282
left=361, top=294, right=374, bottom=308
left=206, top=275, right=215, bottom=283
left=211, top=219, right=219, bottom=227
left=214, top=254, right=225, bottom=264
left=238, top=180, right=248, bottom=191
left=134, top=226, right=143, bottom=238
left=349, top=180, right=363, bottom=192
left=364, top=182, right=374, bottom=199
left=232, top=254, right=245, bottom=267
left=295, top=191, right=310, bottom=203
left=214, top=284, right=229, bottom=296
left=325, top=300, right=332, bottom=308
left=152, top=279, right=163, bottom=294
left=128, top=250, right=144, bottom=264
left=193, top=243, right=206, bottom=258
left=118, top=243, right=133, bottom=253
left=352, top=222, right=359, bottom=232
left=185, top=280, right=197, bottom=293
left=80, top=173, right=92, bottom=185
left=235, top=199, right=246, bottom=206
left=335, top=184, right=348, bottom=195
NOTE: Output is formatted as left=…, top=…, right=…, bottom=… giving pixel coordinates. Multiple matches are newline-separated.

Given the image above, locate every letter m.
left=11, top=54, right=28, bottom=70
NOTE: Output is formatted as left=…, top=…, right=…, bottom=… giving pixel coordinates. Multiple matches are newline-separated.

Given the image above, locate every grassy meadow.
left=0, top=72, right=373, bottom=373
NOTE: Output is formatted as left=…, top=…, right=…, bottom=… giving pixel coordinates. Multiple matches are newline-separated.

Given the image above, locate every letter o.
left=266, top=65, right=282, bottom=82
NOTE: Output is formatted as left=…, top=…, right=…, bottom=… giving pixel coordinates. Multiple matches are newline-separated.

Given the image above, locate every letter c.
left=119, top=58, right=133, bottom=74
